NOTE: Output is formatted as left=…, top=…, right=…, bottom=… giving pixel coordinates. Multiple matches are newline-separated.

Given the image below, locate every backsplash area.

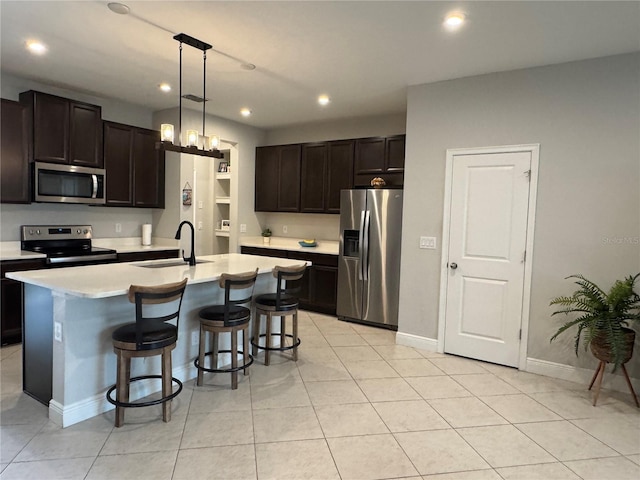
left=0, top=204, right=153, bottom=241
left=254, top=212, right=339, bottom=241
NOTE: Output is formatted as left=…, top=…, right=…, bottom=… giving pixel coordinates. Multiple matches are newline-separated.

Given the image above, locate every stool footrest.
left=106, top=375, right=183, bottom=408
left=194, top=350, right=254, bottom=374
left=251, top=333, right=301, bottom=352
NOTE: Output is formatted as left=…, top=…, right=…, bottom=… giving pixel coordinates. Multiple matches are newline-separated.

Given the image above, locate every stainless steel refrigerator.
left=337, top=189, right=403, bottom=329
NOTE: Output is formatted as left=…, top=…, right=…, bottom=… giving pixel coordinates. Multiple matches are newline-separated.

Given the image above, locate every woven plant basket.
left=590, top=327, right=635, bottom=364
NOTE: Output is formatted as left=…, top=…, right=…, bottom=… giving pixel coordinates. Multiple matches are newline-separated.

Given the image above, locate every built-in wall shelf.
left=215, top=230, right=230, bottom=237
left=217, top=173, right=231, bottom=180
left=215, top=197, right=231, bottom=204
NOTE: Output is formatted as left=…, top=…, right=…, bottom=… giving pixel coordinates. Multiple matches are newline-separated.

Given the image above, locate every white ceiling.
left=1, top=1, right=638, bottom=130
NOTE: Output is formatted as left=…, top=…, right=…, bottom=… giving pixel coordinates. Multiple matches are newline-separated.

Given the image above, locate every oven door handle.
left=91, top=174, right=98, bottom=199
left=47, top=252, right=118, bottom=264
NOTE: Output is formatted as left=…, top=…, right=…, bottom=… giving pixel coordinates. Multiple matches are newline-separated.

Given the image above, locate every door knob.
left=449, top=262, right=458, bottom=270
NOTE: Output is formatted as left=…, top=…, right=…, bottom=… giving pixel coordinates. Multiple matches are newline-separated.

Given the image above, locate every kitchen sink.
left=135, top=259, right=213, bottom=268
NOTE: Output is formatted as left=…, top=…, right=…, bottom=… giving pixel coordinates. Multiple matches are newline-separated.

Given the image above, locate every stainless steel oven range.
left=21, top=225, right=117, bottom=266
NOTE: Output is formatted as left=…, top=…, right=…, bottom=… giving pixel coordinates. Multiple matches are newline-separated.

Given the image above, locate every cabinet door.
left=255, top=146, right=279, bottom=211
left=309, top=265, right=338, bottom=314
left=104, top=122, right=134, bottom=206
left=69, top=102, right=103, bottom=167
left=1, top=279, right=23, bottom=345
left=278, top=144, right=301, bottom=212
left=354, top=137, right=385, bottom=175
left=1, top=99, right=29, bottom=203
left=386, top=135, right=405, bottom=172
left=300, top=143, right=328, bottom=213
left=326, top=140, right=354, bottom=213
left=133, top=128, right=164, bottom=208
left=30, top=92, right=69, bottom=164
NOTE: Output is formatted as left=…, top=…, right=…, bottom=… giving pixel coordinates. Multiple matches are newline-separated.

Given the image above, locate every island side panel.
left=48, top=271, right=278, bottom=427
left=23, top=284, right=53, bottom=405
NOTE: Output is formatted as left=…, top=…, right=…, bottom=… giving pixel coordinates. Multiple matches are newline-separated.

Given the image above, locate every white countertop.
left=240, top=236, right=339, bottom=255
left=0, top=238, right=179, bottom=262
left=6, top=253, right=308, bottom=299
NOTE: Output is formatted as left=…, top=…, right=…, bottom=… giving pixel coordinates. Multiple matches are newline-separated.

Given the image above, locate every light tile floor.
left=1, top=312, right=639, bottom=479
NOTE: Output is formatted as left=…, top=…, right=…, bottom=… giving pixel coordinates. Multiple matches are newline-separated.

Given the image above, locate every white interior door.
left=443, top=150, right=532, bottom=367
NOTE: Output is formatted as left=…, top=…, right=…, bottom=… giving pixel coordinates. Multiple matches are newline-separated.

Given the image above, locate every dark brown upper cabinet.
left=103, top=121, right=164, bottom=208
left=255, top=144, right=301, bottom=212
left=300, top=143, right=328, bottom=213
left=1, top=99, right=30, bottom=203
left=19, top=90, right=103, bottom=168
left=300, top=140, right=354, bottom=214
left=354, top=134, right=405, bottom=187
left=326, top=140, right=354, bottom=213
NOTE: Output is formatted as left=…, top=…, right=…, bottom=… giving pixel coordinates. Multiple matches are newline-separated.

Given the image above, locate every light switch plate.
left=420, top=236, right=437, bottom=249
left=54, top=322, right=62, bottom=342
left=240, top=224, right=247, bottom=233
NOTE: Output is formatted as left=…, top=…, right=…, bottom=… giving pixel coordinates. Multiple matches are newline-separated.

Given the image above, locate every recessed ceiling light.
left=159, top=83, right=171, bottom=92
left=444, top=12, right=465, bottom=28
left=26, top=40, right=47, bottom=55
left=240, top=108, right=252, bottom=117
left=240, top=63, right=256, bottom=71
left=318, top=95, right=330, bottom=106
left=108, top=2, right=130, bottom=15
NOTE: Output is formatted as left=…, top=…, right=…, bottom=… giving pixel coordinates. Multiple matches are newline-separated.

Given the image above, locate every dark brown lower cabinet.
left=1, top=259, right=46, bottom=345
left=240, top=246, right=338, bottom=315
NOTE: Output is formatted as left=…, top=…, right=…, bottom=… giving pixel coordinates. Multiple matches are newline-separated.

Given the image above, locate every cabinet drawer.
left=117, top=250, right=180, bottom=263
left=240, top=246, right=289, bottom=258
left=287, top=251, right=338, bottom=267
left=1, top=259, right=46, bottom=278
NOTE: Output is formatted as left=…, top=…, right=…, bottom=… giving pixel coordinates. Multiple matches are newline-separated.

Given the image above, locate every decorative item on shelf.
left=550, top=273, right=640, bottom=407
left=371, top=177, right=386, bottom=188
left=155, top=33, right=223, bottom=159
left=182, top=182, right=192, bottom=206
left=299, top=239, right=317, bottom=248
left=262, top=228, right=272, bottom=245
left=218, top=161, right=228, bottom=173
left=221, top=220, right=230, bottom=231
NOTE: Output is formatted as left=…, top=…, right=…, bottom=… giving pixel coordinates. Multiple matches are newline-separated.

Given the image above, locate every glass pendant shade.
left=160, top=124, right=174, bottom=143
left=186, top=130, right=198, bottom=147
left=210, top=135, right=220, bottom=150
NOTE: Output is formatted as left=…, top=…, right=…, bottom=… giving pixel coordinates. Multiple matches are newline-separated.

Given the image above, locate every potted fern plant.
left=261, top=228, right=272, bottom=245
left=550, top=273, right=640, bottom=371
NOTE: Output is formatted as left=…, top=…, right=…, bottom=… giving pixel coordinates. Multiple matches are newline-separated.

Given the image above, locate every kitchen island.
left=6, top=253, right=308, bottom=427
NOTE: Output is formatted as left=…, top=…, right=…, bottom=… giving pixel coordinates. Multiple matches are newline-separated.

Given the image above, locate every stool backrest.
left=219, top=269, right=258, bottom=323
left=273, top=264, right=307, bottom=309
left=127, top=278, right=188, bottom=348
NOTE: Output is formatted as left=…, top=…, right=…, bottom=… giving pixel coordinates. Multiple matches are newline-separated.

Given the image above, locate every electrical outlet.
left=191, top=331, right=199, bottom=346
left=283, top=225, right=288, bottom=234
left=54, top=322, right=62, bottom=342
left=197, top=221, right=203, bottom=230
left=240, top=224, right=247, bottom=233
left=419, top=236, right=437, bottom=249
left=198, top=200, right=203, bottom=209
left=115, top=223, right=122, bottom=233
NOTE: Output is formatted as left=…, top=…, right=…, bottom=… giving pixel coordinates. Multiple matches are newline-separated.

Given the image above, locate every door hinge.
left=521, top=250, right=526, bottom=263
left=519, top=329, right=522, bottom=340
left=524, top=170, right=531, bottom=180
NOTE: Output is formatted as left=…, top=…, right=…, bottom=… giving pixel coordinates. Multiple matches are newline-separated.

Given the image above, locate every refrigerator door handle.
left=358, top=210, right=365, bottom=280
left=362, top=210, right=370, bottom=281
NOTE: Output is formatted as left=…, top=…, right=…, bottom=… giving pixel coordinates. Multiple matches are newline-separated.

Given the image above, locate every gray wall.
left=399, top=53, right=640, bottom=375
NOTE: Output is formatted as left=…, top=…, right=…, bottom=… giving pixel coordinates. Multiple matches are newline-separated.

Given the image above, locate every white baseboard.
left=525, top=357, right=640, bottom=394
left=395, top=332, right=438, bottom=352
left=392, top=332, right=639, bottom=397
left=49, top=361, right=199, bottom=428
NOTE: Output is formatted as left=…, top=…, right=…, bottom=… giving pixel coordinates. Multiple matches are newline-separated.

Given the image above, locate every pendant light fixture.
left=157, top=33, right=223, bottom=159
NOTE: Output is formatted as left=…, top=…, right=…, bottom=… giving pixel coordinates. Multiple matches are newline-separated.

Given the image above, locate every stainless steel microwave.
left=34, top=162, right=106, bottom=205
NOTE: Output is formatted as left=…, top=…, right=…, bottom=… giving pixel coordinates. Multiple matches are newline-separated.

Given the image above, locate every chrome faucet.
left=174, top=221, right=196, bottom=266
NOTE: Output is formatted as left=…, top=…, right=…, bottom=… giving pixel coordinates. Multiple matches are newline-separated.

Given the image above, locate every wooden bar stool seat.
left=106, top=278, right=188, bottom=427
left=194, top=269, right=258, bottom=389
left=252, top=264, right=306, bottom=366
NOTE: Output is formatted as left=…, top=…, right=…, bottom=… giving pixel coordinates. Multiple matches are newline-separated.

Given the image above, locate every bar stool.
left=194, top=269, right=258, bottom=389
left=252, top=264, right=307, bottom=366
left=106, top=278, right=188, bottom=427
